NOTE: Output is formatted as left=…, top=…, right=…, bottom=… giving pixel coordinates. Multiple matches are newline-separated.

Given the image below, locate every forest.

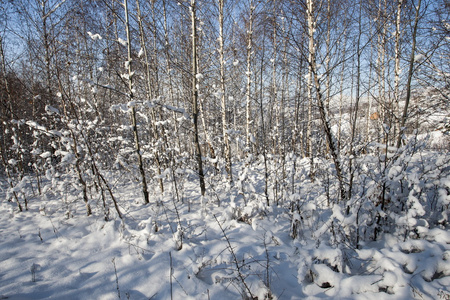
left=0, top=0, right=449, bottom=299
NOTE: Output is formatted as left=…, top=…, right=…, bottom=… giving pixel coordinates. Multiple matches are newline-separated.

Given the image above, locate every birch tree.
left=124, top=0, right=150, bottom=204
left=306, top=0, right=316, bottom=180
left=393, top=0, right=404, bottom=145
left=191, top=0, right=206, bottom=196
left=245, top=0, right=255, bottom=152
left=135, top=0, right=165, bottom=194
left=218, top=0, right=233, bottom=183
left=306, top=0, right=346, bottom=201
left=396, top=0, right=422, bottom=148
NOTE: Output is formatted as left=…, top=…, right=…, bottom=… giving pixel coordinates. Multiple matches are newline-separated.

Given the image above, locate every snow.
left=7, top=159, right=17, bottom=166
left=195, top=73, right=204, bottom=80
left=120, top=72, right=134, bottom=80
left=117, top=38, right=128, bottom=46
left=45, top=105, right=60, bottom=115
left=0, top=143, right=449, bottom=299
left=138, top=48, right=144, bottom=58
left=40, top=151, right=52, bottom=159
left=87, top=31, right=102, bottom=40
left=0, top=192, right=446, bottom=300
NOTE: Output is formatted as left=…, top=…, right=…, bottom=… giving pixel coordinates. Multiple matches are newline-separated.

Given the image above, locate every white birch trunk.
left=135, top=0, right=164, bottom=194
left=219, top=0, right=233, bottom=182
left=397, top=0, right=421, bottom=148
left=124, top=0, right=149, bottom=204
left=191, top=0, right=206, bottom=196
left=393, top=0, right=403, bottom=145
left=246, top=1, right=254, bottom=151
left=307, top=0, right=346, bottom=201
left=306, top=0, right=315, bottom=177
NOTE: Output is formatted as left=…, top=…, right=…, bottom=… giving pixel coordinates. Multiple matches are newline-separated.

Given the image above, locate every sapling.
left=112, top=257, right=121, bottom=299
left=169, top=252, right=173, bottom=300
left=171, top=190, right=184, bottom=250
left=437, top=289, right=450, bottom=300
left=30, top=263, right=39, bottom=282
left=1, top=134, right=23, bottom=212
left=168, top=251, right=188, bottom=298
left=262, top=232, right=274, bottom=298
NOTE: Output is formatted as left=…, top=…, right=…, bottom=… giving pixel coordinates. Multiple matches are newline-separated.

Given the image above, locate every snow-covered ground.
left=0, top=149, right=449, bottom=299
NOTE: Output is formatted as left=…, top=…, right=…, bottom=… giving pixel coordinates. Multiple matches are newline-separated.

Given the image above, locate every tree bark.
left=306, top=0, right=314, bottom=179
left=135, top=0, right=165, bottom=195
left=124, top=0, right=150, bottom=204
left=191, top=0, right=206, bottom=196
left=246, top=0, right=254, bottom=152
left=393, top=0, right=403, bottom=145
left=219, top=0, right=233, bottom=182
left=397, top=0, right=421, bottom=148
left=307, top=0, right=346, bottom=201
left=348, top=1, right=363, bottom=201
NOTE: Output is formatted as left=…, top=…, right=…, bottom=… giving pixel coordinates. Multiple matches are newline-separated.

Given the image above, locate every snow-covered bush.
left=334, top=133, right=450, bottom=247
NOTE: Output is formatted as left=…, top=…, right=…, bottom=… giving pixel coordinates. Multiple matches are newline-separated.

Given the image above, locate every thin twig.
left=213, top=214, right=254, bottom=299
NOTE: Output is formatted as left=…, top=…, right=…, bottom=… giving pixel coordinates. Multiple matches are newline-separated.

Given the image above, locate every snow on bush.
left=0, top=111, right=448, bottom=299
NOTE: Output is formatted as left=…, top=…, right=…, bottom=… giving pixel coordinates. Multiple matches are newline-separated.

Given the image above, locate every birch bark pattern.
left=393, top=0, right=403, bottom=145
left=124, top=0, right=150, bottom=204
left=307, top=0, right=346, bottom=201
left=191, top=0, right=206, bottom=196
left=306, top=0, right=314, bottom=178
left=246, top=1, right=254, bottom=151
left=377, top=0, right=387, bottom=143
left=348, top=1, right=363, bottom=201
left=219, top=0, right=233, bottom=183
